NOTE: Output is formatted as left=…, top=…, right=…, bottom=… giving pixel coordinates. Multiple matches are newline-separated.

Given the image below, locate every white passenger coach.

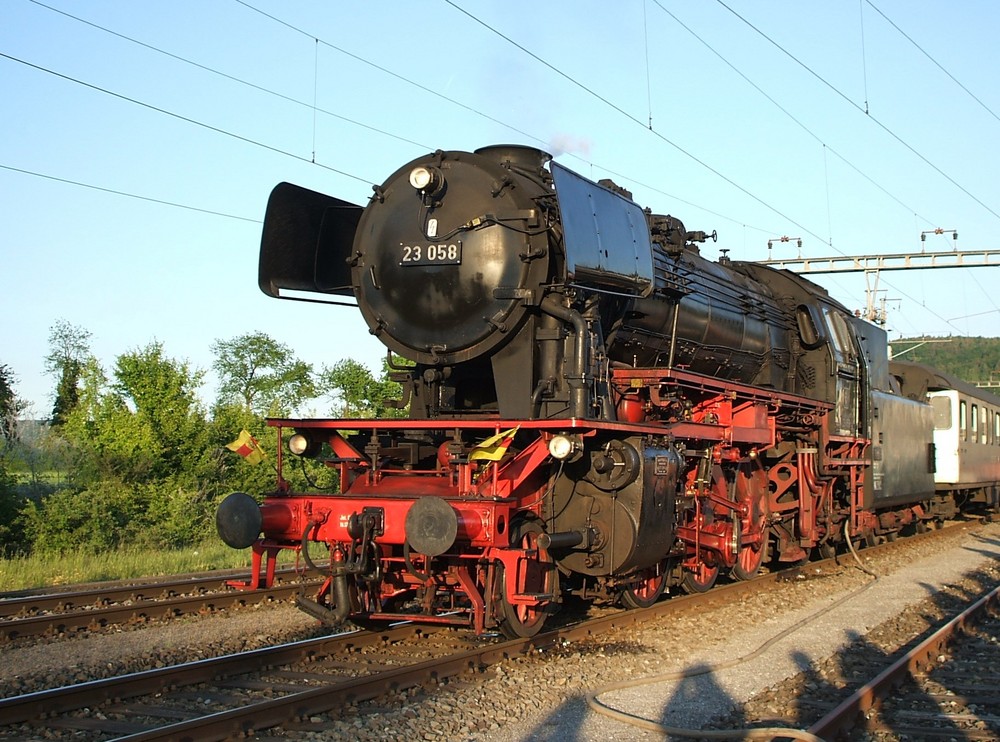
left=893, top=360, right=1000, bottom=509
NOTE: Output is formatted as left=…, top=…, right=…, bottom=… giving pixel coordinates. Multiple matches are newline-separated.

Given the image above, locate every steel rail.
left=0, top=519, right=978, bottom=739
left=808, top=582, right=1000, bottom=739
left=0, top=561, right=810, bottom=736
left=1, top=567, right=263, bottom=601
left=0, top=576, right=239, bottom=615
left=112, top=529, right=984, bottom=742
left=0, top=567, right=310, bottom=612
left=103, top=585, right=789, bottom=742
left=0, top=623, right=435, bottom=725
left=0, top=581, right=321, bottom=640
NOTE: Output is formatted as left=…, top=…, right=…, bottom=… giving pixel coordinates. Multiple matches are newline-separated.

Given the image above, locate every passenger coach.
left=892, top=359, right=1000, bottom=510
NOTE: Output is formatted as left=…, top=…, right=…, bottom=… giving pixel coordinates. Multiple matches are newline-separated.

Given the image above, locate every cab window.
left=823, top=309, right=857, bottom=364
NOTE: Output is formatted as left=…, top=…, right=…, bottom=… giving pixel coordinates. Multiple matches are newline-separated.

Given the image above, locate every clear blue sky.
left=4, top=0, right=1000, bottom=415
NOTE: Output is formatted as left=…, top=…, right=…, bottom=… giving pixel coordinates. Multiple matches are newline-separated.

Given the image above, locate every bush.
left=135, top=479, right=216, bottom=549
left=21, top=480, right=142, bottom=554
left=0, top=464, right=26, bottom=555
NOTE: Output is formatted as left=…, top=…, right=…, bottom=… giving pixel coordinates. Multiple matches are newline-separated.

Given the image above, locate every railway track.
left=809, top=583, right=1000, bottom=740
left=0, top=570, right=322, bottom=641
left=0, top=557, right=842, bottom=739
left=682, top=521, right=1000, bottom=740
left=0, top=522, right=988, bottom=740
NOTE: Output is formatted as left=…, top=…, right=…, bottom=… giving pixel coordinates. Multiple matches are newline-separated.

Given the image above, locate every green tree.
left=51, top=361, right=82, bottom=427
left=45, top=319, right=92, bottom=426
left=211, top=332, right=315, bottom=415
left=209, top=402, right=275, bottom=495
left=896, top=336, right=1000, bottom=385
left=0, top=363, right=27, bottom=451
left=0, top=463, right=25, bottom=555
left=319, top=357, right=409, bottom=418
left=7, top=419, right=72, bottom=495
left=21, top=479, right=141, bottom=554
left=61, top=345, right=209, bottom=484
left=0, top=365, right=28, bottom=554
left=32, top=343, right=218, bottom=553
left=113, top=342, right=208, bottom=478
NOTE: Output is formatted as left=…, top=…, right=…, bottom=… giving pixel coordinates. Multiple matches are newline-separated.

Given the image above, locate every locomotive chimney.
left=475, top=145, right=552, bottom=172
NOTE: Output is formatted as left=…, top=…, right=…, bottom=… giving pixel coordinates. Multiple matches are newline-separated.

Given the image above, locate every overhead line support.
left=758, top=248, right=1000, bottom=274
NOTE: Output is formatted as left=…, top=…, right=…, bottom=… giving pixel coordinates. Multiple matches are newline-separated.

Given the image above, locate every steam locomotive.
left=217, top=145, right=999, bottom=637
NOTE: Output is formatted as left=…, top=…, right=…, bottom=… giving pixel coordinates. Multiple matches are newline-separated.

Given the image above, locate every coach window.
left=931, top=396, right=952, bottom=430
left=995, top=410, right=1000, bottom=444
left=960, top=400, right=968, bottom=441
left=971, top=404, right=979, bottom=444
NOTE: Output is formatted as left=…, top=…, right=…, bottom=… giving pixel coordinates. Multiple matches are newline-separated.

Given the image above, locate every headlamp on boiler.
left=408, top=165, right=443, bottom=194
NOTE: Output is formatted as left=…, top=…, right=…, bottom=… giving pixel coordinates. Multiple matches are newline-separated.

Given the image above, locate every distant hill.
left=890, top=336, right=1000, bottom=386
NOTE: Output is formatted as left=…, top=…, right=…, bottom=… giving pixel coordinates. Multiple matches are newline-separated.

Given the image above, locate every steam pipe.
left=330, top=561, right=351, bottom=622
left=667, top=300, right=680, bottom=369
left=537, top=529, right=591, bottom=550
left=302, top=520, right=351, bottom=623
left=541, top=295, right=589, bottom=418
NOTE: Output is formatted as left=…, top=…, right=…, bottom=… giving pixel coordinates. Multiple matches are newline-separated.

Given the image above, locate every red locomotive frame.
left=229, top=366, right=899, bottom=636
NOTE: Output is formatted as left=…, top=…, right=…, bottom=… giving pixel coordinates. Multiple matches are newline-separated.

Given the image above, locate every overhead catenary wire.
left=438, top=1, right=967, bottom=332
left=865, top=0, right=1000, bottom=126
left=232, top=0, right=548, bottom=152
left=233, top=0, right=781, bottom=236
left=642, top=0, right=653, bottom=130
left=29, top=0, right=992, bottom=243
left=18, top=0, right=780, bottom=238
left=0, top=163, right=261, bottom=223
left=650, top=0, right=940, bottom=235
left=714, top=0, right=1000, bottom=223
left=858, top=0, right=871, bottom=115
left=647, top=0, right=961, bottom=329
left=27, top=0, right=433, bottom=152
left=442, top=0, right=823, bottom=244
left=311, top=37, right=319, bottom=164
left=6, top=2, right=988, bottom=339
left=0, top=51, right=374, bottom=185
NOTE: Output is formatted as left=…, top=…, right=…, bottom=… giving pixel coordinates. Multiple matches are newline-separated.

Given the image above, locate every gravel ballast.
left=481, top=522, right=1000, bottom=741
left=2, top=521, right=997, bottom=740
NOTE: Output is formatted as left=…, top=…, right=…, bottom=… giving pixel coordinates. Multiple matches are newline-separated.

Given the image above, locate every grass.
left=0, top=540, right=300, bottom=592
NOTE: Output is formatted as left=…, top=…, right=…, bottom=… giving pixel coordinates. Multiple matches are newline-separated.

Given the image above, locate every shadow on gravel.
left=659, top=662, right=742, bottom=738
left=962, top=541, right=1000, bottom=561
left=518, top=701, right=589, bottom=742
left=704, top=564, right=999, bottom=739
left=705, top=646, right=842, bottom=737
left=514, top=639, right=656, bottom=741
left=522, top=546, right=999, bottom=741
left=517, top=660, right=742, bottom=740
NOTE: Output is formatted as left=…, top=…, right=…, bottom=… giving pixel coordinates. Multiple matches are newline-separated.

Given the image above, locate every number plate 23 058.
left=400, top=242, right=462, bottom=266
